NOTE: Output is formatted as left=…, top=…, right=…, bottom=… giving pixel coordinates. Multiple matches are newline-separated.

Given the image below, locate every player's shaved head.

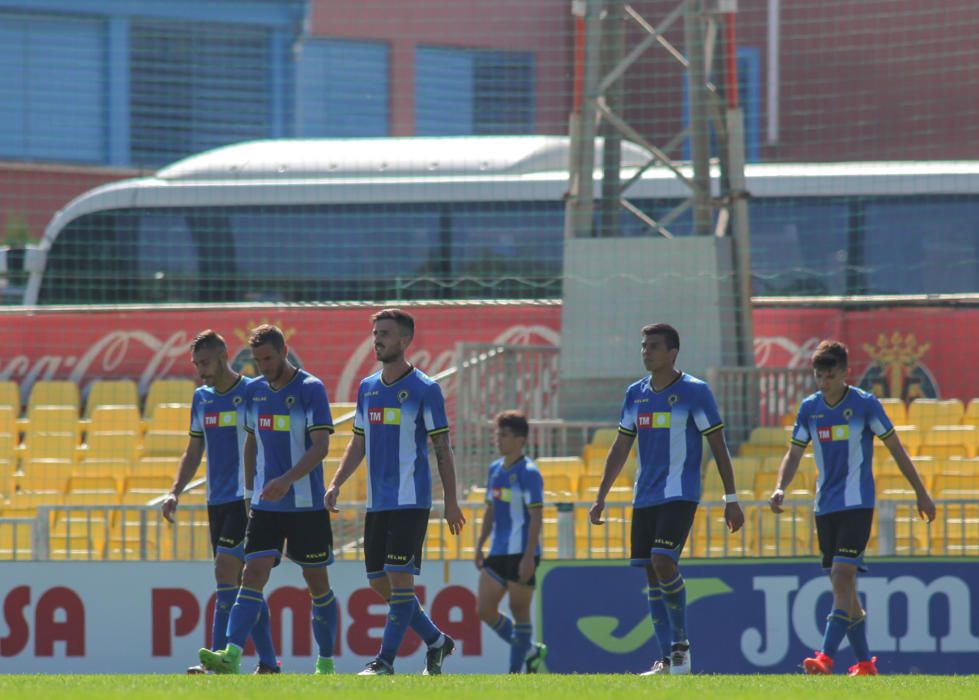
left=191, top=329, right=227, bottom=354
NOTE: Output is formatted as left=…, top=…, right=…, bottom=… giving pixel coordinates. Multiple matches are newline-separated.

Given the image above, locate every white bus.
left=13, top=136, right=979, bottom=305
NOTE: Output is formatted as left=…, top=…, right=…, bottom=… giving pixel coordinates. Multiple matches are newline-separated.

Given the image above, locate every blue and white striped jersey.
left=243, top=369, right=334, bottom=512
left=485, top=456, right=544, bottom=557
left=791, top=386, right=894, bottom=514
left=618, top=372, right=724, bottom=507
left=352, top=367, right=449, bottom=512
left=189, top=375, right=252, bottom=505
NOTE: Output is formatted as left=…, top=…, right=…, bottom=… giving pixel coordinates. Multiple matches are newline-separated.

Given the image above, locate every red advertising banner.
left=1, top=301, right=974, bottom=406
left=0, top=303, right=560, bottom=405
left=753, top=306, right=977, bottom=401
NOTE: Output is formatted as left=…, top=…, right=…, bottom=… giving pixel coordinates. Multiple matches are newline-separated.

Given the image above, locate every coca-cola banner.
left=0, top=303, right=561, bottom=405
left=1, top=303, right=973, bottom=406
left=753, top=306, right=978, bottom=401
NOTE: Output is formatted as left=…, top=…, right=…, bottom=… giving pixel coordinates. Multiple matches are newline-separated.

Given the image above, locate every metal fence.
left=3, top=499, right=974, bottom=562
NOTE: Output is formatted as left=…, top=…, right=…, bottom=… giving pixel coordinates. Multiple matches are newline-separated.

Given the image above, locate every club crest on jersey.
left=232, top=395, right=243, bottom=407
left=843, top=408, right=854, bottom=419
left=398, top=389, right=409, bottom=403
left=668, top=394, right=679, bottom=406
left=509, top=473, right=518, bottom=484
left=285, top=395, right=296, bottom=408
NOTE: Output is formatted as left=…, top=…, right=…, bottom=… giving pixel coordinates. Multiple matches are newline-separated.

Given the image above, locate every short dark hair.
left=371, top=308, right=415, bottom=338
left=191, top=329, right=226, bottom=354
left=248, top=324, right=286, bottom=351
left=812, top=340, right=848, bottom=370
left=496, top=409, right=529, bottom=439
left=641, top=323, right=680, bottom=351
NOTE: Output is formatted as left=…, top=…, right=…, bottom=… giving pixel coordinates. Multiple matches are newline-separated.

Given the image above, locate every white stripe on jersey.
left=291, top=418, right=312, bottom=508
left=398, top=405, right=418, bottom=506
left=235, top=411, right=247, bottom=499
left=664, top=408, right=688, bottom=498
left=255, top=434, right=267, bottom=505
left=844, top=419, right=863, bottom=507
left=809, top=416, right=826, bottom=513
left=507, top=488, right=527, bottom=555
left=868, top=416, right=887, bottom=436
left=692, top=406, right=711, bottom=431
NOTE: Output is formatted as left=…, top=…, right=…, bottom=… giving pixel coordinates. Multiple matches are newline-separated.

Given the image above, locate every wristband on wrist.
left=244, top=488, right=253, bottom=500
left=722, top=493, right=738, bottom=504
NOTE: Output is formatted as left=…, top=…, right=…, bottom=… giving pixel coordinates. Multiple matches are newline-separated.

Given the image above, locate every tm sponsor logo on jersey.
left=817, top=425, right=849, bottom=442
left=203, top=411, right=237, bottom=428
left=637, top=412, right=671, bottom=429
left=258, top=414, right=290, bottom=431
left=368, top=408, right=401, bottom=425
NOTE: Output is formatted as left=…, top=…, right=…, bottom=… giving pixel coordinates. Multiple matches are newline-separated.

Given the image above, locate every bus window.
left=227, top=205, right=442, bottom=301
left=748, top=198, right=850, bottom=296
left=449, top=201, right=563, bottom=297
left=863, top=198, right=979, bottom=295
left=138, top=211, right=201, bottom=302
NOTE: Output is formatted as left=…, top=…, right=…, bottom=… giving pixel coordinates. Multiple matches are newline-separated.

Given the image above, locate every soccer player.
left=475, top=410, right=548, bottom=674
left=590, top=323, right=745, bottom=675
left=161, top=329, right=279, bottom=674
left=326, top=308, right=466, bottom=676
left=769, top=340, right=935, bottom=677
left=198, top=324, right=338, bottom=675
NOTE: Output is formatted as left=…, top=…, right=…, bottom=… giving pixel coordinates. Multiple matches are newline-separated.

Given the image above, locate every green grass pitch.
left=1, top=675, right=978, bottom=700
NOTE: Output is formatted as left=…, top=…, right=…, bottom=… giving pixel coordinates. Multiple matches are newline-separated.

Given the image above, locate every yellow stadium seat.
left=922, top=425, right=979, bottom=458
left=65, top=476, right=120, bottom=505
left=961, top=399, right=979, bottom=427
left=143, top=431, right=188, bottom=458
left=0, top=405, right=16, bottom=436
left=76, top=458, right=131, bottom=484
left=543, top=474, right=575, bottom=501
left=892, top=425, right=923, bottom=455
left=933, top=474, right=979, bottom=500
left=577, top=472, right=632, bottom=499
left=877, top=398, right=908, bottom=426
left=84, top=380, right=139, bottom=418
left=27, top=380, right=80, bottom=412
left=121, top=475, right=173, bottom=507
left=466, top=486, right=487, bottom=503
left=0, top=457, right=13, bottom=498
left=327, top=432, right=353, bottom=461
left=144, top=380, right=196, bottom=418
left=83, top=431, right=139, bottom=463
left=581, top=443, right=607, bottom=472
left=740, top=443, right=786, bottom=459
left=907, top=398, right=965, bottom=431
left=944, top=456, right=979, bottom=477
left=331, top=402, right=357, bottom=418
left=134, top=457, right=179, bottom=479
left=748, top=426, right=791, bottom=446
left=8, top=491, right=65, bottom=508
left=876, top=474, right=918, bottom=499
left=0, top=432, right=16, bottom=466
left=20, top=432, right=80, bottom=462
left=148, top=404, right=191, bottom=433
left=16, top=458, right=77, bottom=493
left=590, top=428, right=619, bottom=448
left=87, top=405, right=142, bottom=434
left=535, top=456, right=586, bottom=494
left=26, top=405, right=81, bottom=436
left=701, top=460, right=755, bottom=501
left=0, top=380, right=20, bottom=412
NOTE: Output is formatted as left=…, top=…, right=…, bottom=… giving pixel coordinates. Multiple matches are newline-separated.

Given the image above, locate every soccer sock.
left=647, top=586, right=673, bottom=659
left=250, top=600, right=278, bottom=668
left=821, top=608, right=850, bottom=658
left=489, top=613, right=514, bottom=644
left=226, top=587, right=264, bottom=649
left=847, top=611, right=871, bottom=662
left=660, top=573, right=688, bottom=644
left=510, top=623, right=533, bottom=673
left=311, top=590, right=338, bottom=659
left=212, top=585, right=237, bottom=651
left=410, top=598, right=444, bottom=647
left=379, top=587, right=417, bottom=664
